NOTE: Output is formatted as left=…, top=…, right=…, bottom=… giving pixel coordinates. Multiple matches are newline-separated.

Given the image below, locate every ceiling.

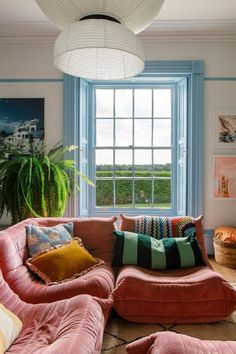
left=0, top=0, right=236, bottom=41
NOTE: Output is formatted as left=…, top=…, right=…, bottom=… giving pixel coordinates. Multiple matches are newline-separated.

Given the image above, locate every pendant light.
left=36, top=0, right=164, bottom=80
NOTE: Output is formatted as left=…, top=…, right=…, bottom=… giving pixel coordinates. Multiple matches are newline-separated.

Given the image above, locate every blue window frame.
left=91, top=83, right=175, bottom=215
left=63, top=61, right=204, bottom=218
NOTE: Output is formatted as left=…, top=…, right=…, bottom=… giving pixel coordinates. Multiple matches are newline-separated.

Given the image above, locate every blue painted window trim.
left=63, top=60, right=204, bottom=217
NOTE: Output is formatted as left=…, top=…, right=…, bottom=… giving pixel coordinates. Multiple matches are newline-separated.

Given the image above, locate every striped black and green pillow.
left=113, top=231, right=205, bottom=269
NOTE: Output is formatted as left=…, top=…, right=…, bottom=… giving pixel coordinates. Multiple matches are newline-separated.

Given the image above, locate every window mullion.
left=113, top=89, right=116, bottom=209
left=151, top=88, right=154, bottom=208
left=132, top=89, right=135, bottom=209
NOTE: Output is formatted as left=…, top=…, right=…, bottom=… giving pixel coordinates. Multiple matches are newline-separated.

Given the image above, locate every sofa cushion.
left=0, top=304, right=22, bottom=353
left=119, top=214, right=211, bottom=267
left=113, top=231, right=205, bottom=269
left=26, top=222, right=73, bottom=257
left=26, top=238, right=104, bottom=285
left=126, top=331, right=236, bottom=354
left=0, top=217, right=116, bottom=303
left=34, top=216, right=117, bottom=264
left=135, top=215, right=196, bottom=239
left=112, top=265, right=236, bottom=323
left=7, top=295, right=112, bottom=354
left=0, top=268, right=112, bottom=354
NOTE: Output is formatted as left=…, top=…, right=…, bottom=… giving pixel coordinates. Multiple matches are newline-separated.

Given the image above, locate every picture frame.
left=213, top=110, right=236, bottom=148
left=213, top=155, right=236, bottom=199
left=0, top=98, right=44, bottom=154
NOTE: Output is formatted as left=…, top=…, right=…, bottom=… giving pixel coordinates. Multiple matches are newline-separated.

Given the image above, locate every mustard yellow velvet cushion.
left=26, top=239, right=104, bottom=285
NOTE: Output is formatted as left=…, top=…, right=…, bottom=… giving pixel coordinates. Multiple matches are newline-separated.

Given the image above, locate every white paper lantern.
left=36, top=0, right=164, bottom=34
left=54, top=19, right=145, bottom=80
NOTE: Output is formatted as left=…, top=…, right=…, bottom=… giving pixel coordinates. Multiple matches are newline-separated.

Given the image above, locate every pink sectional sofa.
left=0, top=217, right=116, bottom=303
left=126, top=331, right=236, bottom=354
left=0, top=269, right=112, bottom=354
left=112, top=215, right=236, bottom=323
left=0, top=215, right=235, bottom=326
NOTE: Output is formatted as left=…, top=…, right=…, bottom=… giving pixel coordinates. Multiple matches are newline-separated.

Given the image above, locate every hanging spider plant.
left=0, top=142, right=94, bottom=224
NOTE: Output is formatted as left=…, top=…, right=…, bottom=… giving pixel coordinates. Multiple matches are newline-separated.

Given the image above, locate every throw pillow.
left=119, top=214, right=211, bottom=268
left=26, top=222, right=73, bottom=257
left=113, top=231, right=205, bottom=269
left=26, top=238, right=104, bottom=285
left=121, top=214, right=197, bottom=239
left=0, top=304, right=22, bottom=353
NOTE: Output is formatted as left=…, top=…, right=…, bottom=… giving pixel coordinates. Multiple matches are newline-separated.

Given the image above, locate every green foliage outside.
left=96, top=170, right=171, bottom=207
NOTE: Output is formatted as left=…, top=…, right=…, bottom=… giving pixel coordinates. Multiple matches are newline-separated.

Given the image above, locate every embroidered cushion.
left=26, top=222, right=73, bottom=257
left=26, top=238, right=104, bottom=285
left=113, top=231, right=205, bottom=269
left=0, top=303, right=22, bottom=353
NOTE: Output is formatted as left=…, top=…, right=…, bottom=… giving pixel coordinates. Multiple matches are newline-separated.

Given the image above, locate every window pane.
left=115, top=89, right=132, bottom=117
left=154, top=179, right=171, bottom=208
left=96, top=180, right=113, bottom=208
left=115, top=119, right=132, bottom=146
left=153, top=119, right=171, bottom=147
left=154, top=89, right=171, bottom=117
left=135, top=179, right=152, bottom=208
left=115, top=180, right=133, bottom=208
left=153, top=149, right=171, bottom=167
left=134, top=119, right=152, bottom=146
left=96, top=89, right=114, bottom=117
left=96, top=119, right=113, bottom=146
left=134, top=149, right=152, bottom=176
left=115, top=150, right=132, bottom=176
left=96, top=149, right=113, bottom=173
left=134, top=89, right=152, bottom=117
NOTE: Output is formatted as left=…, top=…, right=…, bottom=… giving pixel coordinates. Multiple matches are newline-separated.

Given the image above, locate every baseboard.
left=204, top=229, right=214, bottom=255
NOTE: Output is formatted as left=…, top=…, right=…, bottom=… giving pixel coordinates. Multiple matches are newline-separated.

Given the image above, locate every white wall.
left=143, top=40, right=236, bottom=230
left=0, top=42, right=63, bottom=224
left=0, top=40, right=235, bottom=230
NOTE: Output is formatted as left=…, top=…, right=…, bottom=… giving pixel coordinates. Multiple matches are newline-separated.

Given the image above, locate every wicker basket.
left=214, top=238, right=236, bottom=269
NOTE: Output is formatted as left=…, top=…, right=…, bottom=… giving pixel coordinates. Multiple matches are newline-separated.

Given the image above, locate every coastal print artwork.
left=0, top=98, right=44, bottom=154
left=214, top=111, right=236, bottom=147
left=213, top=155, right=236, bottom=199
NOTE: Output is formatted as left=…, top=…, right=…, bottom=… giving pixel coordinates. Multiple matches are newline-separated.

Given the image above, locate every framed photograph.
left=0, top=98, right=44, bottom=153
left=213, top=155, right=236, bottom=199
left=213, top=110, right=236, bottom=148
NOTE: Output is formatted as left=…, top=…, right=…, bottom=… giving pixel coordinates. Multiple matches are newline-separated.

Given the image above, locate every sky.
left=0, top=98, right=44, bottom=133
left=95, top=88, right=172, bottom=166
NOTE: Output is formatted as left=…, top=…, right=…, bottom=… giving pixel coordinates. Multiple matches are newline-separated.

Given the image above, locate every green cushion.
left=113, top=231, right=205, bottom=269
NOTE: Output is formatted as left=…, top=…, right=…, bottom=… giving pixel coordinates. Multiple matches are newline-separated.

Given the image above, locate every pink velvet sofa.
left=112, top=215, right=236, bottom=323
left=0, top=269, right=112, bottom=354
left=0, top=217, right=116, bottom=303
left=0, top=215, right=235, bottom=325
left=126, top=331, right=236, bottom=354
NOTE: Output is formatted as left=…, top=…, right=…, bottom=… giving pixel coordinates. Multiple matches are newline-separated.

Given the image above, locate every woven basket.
left=214, top=238, right=236, bottom=269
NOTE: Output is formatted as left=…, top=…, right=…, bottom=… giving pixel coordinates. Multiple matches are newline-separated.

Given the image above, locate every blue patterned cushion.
left=26, top=223, right=73, bottom=258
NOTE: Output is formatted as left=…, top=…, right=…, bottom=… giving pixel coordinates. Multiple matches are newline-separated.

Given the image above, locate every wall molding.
left=205, top=77, right=236, bottom=81
left=139, top=19, right=236, bottom=43
left=0, top=79, right=63, bottom=83
left=1, top=19, right=236, bottom=43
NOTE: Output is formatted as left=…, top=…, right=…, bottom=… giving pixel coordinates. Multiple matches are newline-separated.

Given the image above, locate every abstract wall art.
left=213, top=155, right=236, bottom=199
